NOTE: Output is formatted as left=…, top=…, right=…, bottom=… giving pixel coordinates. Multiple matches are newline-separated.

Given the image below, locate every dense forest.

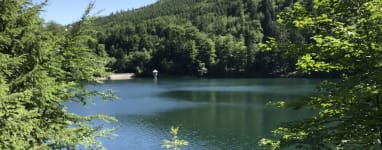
left=90, top=1, right=382, bottom=149
left=90, top=0, right=312, bottom=77
left=1, top=0, right=381, bottom=149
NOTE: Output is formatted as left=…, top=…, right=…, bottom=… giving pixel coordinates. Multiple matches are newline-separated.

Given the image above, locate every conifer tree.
left=0, top=0, right=114, bottom=149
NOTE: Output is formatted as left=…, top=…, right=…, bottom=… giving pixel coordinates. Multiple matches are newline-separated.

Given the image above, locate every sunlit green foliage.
left=0, top=0, right=114, bottom=149
left=162, top=126, right=189, bottom=150
left=91, top=0, right=305, bottom=77
left=260, top=0, right=382, bottom=149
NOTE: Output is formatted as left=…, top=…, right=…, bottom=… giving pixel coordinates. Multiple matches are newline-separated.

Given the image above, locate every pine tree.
left=0, top=0, right=114, bottom=149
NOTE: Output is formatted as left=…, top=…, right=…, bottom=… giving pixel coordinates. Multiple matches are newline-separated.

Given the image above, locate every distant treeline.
left=90, top=0, right=315, bottom=77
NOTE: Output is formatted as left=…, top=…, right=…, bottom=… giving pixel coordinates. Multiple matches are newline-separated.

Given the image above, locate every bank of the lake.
left=66, top=78, right=321, bottom=149
left=99, top=73, right=136, bottom=80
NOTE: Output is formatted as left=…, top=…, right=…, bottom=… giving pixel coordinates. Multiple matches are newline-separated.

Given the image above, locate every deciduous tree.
left=260, top=0, right=382, bottom=149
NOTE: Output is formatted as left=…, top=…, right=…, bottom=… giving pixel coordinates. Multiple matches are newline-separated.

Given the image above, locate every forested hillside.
left=92, top=0, right=312, bottom=77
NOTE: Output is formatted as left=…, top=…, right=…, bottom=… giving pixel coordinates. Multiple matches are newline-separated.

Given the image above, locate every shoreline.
left=100, top=73, right=135, bottom=80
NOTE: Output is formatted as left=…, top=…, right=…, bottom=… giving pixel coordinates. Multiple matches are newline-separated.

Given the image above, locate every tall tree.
left=260, top=0, right=382, bottom=149
left=0, top=1, right=113, bottom=149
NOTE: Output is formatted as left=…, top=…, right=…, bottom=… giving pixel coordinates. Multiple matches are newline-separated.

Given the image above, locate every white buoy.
left=152, top=69, right=158, bottom=79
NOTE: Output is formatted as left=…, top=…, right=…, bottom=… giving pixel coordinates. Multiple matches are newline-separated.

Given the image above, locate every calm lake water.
left=67, top=78, right=321, bottom=150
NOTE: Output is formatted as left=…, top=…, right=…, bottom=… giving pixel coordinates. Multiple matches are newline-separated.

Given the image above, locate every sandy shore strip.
left=99, top=73, right=135, bottom=80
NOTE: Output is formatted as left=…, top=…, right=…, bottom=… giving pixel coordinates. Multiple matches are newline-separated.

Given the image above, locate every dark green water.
left=67, top=78, right=321, bottom=150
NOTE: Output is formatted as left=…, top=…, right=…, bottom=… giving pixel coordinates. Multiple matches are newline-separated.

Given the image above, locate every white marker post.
left=152, top=69, right=158, bottom=79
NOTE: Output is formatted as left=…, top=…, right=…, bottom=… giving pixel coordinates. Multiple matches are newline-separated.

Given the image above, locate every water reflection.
left=114, top=106, right=315, bottom=149
left=67, top=78, right=321, bottom=149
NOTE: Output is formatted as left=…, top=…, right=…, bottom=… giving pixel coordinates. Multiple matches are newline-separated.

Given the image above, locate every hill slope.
left=92, top=0, right=307, bottom=77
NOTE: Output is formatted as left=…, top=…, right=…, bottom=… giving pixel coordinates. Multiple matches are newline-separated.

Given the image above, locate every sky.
left=38, top=0, right=158, bottom=25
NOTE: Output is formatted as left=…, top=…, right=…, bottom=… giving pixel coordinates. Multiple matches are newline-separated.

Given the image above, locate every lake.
left=66, top=78, right=321, bottom=149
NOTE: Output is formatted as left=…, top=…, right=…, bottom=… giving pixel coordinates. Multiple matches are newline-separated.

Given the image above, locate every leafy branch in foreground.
left=162, top=126, right=189, bottom=150
left=0, top=0, right=114, bottom=149
left=260, top=0, right=382, bottom=149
